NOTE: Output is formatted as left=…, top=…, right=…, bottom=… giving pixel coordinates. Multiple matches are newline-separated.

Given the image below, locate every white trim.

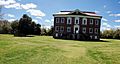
left=55, top=26, right=59, bottom=32
left=95, top=19, right=99, bottom=25
left=67, top=17, right=72, bottom=24
left=75, top=17, right=79, bottom=24
left=61, top=18, right=65, bottom=23
left=56, top=18, right=59, bottom=23
left=90, top=19, right=93, bottom=24
left=89, top=28, right=93, bottom=33
left=82, top=17, right=87, bottom=25
left=74, top=25, right=79, bottom=33
left=54, top=15, right=101, bottom=19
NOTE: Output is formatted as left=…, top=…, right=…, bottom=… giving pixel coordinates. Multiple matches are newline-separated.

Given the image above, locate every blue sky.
left=0, top=0, right=120, bottom=31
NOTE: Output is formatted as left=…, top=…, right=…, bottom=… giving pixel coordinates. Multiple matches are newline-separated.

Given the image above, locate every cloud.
left=27, top=9, right=45, bottom=17
left=21, top=3, right=37, bottom=10
left=114, top=26, right=120, bottom=28
left=0, top=0, right=16, bottom=5
left=102, top=18, right=108, bottom=21
left=7, top=19, right=16, bottom=22
left=36, top=17, right=43, bottom=20
left=101, top=27, right=111, bottom=31
left=32, top=19, right=39, bottom=23
left=94, top=10, right=100, bottom=13
left=4, top=3, right=21, bottom=9
left=45, top=19, right=51, bottom=23
left=109, top=14, right=120, bottom=17
left=118, top=1, right=120, bottom=4
left=51, top=18, right=54, bottom=22
left=102, top=22, right=111, bottom=28
left=113, top=20, right=120, bottom=22
left=106, top=11, right=111, bottom=14
left=7, top=14, right=15, bottom=18
left=103, top=5, right=106, bottom=8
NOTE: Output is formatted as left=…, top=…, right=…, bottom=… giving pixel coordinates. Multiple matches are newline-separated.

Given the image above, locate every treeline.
left=101, top=29, right=120, bottom=39
left=0, top=14, right=53, bottom=36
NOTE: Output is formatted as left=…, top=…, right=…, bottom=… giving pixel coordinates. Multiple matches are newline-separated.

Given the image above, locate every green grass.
left=0, top=34, right=120, bottom=64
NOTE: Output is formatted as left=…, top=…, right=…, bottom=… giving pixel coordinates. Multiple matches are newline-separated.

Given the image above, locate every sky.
left=0, top=0, right=120, bottom=31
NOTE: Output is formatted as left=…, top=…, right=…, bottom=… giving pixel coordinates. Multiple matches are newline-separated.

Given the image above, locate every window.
left=89, top=28, right=93, bottom=33
left=82, top=27, right=86, bottom=33
left=60, top=26, right=64, bottom=32
left=67, top=17, right=72, bottom=24
left=90, top=35, right=93, bottom=39
left=95, top=28, right=98, bottom=34
left=90, top=19, right=93, bottom=24
left=75, top=17, right=79, bottom=24
left=61, top=18, right=65, bottom=23
left=75, top=27, right=79, bottom=33
left=67, top=27, right=71, bottom=32
left=82, top=18, right=87, bottom=25
left=95, top=19, right=99, bottom=25
left=95, top=36, right=98, bottom=39
left=55, top=26, right=59, bottom=31
left=56, top=18, right=59, bottom=23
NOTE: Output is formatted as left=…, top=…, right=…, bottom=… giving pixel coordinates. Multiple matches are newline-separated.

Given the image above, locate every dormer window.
left=67, top=17, right=72, bottom=24
left=75, top=17, right=79, bottom=24
left=82, top=18, right=87, bottom=25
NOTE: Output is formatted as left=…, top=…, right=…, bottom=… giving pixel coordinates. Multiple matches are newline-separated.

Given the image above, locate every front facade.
left=53, top=9, right=102, bottom=40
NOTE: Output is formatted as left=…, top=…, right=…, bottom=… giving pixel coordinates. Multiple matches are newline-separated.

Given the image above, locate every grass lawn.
left=0, top=34, right=120, bottom=64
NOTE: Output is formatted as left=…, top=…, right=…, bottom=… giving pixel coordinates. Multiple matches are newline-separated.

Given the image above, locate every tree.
left=11, top=20, right=19, bottom=34
left=18, top=14, right=32, bottom=36
left=113, top=29, right=120, bottom=39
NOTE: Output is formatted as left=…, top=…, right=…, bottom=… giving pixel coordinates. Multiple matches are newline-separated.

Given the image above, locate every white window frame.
left=75, top=17, right=79, bottom=24
left=89, top=28, right=93, bottom=33
left=95, top=19, right=99, bottom=25
left=60, top=26, right=64, bottom=32
left=95, top=28, right=98, bottom=34
left=61, top=18, right=65, bottom=23
left=82, top=18, right=87, bottom=25
left=82, top=27, right=86, bottom=33
left=56, top=18, right=59, bottom=23
left=67, top=17, right=72, bottom=24
left=90, top=19, right=93, bottom=24
left=67, top=27, right=71, bottom=32
left=55, top=26, right=59, bottom=32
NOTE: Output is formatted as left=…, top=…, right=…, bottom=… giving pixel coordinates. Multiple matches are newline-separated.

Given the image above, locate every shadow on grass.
left=14, top=35, right=35, bottom=37
left=55, top=38, right=109, bottom=42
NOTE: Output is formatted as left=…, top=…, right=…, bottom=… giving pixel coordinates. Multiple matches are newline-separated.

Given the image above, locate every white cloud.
left=51, top=18, right=54, bottom=22
left=103, top=5, right=106, bottom=8
left=109, top=14, right=120, bottom=17
left=32, top=19, right=39, bottom=23
left=45, top=19, right=51, bottom=23
left=106, top=11, right=111, bottom=14
left=7, top=19, right=16, bottom=22
left=94, top=10, right=100, bottom=13
left=0, top=0, right=16, bottom=5
left=113, top=20, right=120, bottom=22
left=118, top=1, right=120, bottom=4
left=114, top=26, right=120, bottom=28
left=27, top=9, right=45, bottom=17
left=21, top=3, right=37, bottom=10
left=7, top=14, right=15, bottom=18
left=43, top=26, right=51, bottom=29
left=4, top=3, right=21, bottom=9
left=102, top=18, right=108, bottom=21
left=102, top=22, right=111, bottom=28
left=101, top=27, right=111, bottom=31
left=36, top=17, right=42, bottom=20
